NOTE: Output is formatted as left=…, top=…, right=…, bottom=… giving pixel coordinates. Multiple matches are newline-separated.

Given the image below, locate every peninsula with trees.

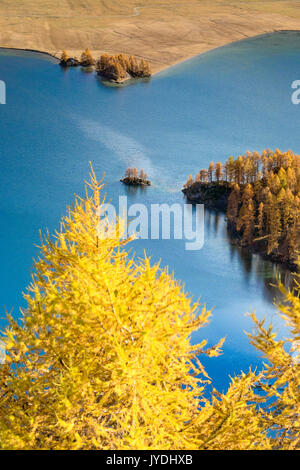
left=60, top=50, right=151, bottom=83
left=183, top=149, right=300, bottom=268
left=3, top=1, right=300, bottom=78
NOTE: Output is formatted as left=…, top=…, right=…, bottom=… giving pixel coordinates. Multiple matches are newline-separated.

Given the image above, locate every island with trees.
left=60, top=50, right=152, bottom=83
left=121, top=167, right=151, bottom=186
left=183, top=149, right=300, bottom=268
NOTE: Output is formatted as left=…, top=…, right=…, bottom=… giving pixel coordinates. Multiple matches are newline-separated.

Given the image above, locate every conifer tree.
left=139, top=169, right=148, bottom=181
left=96, top=53, right=110, bottom=72
left=128, top=55, right=138, bottom=76
left=208, top=162, right=214, bottom=182
left=215, top=162, right=223, bottom=183
left=257, top=202, right=264, bottom=237
left=0, top=168, right=223, bottom=450
left=116, top=53, right=129, bottom=70
left=270, top=173, right=281, bottom=195
left=195, top=172, right=201, bottom=182
left=286, top=167, right=297, bottom=191
left=60, top=50, right=69, bottom=62
left=184, top=174, right=194, bottom=188
left=80, top=48, right=95, bottom=66
left=278, top=167, right=287, bottom=189
left=235, top=156, right=244, bottom=185
left=227, top=156, right=235, bottom=182
left=267, top=203, right=281, bottom=254
left=139, top=59, right=152, bottom=77
left=242, top=199, right=255, bottom=246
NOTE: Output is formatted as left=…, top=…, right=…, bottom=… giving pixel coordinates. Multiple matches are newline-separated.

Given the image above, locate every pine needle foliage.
left=0, top=168, right=299, bottom=450
left=246, top=276, right=300, bottom=449
left=0, top=168, right=222, bottom=450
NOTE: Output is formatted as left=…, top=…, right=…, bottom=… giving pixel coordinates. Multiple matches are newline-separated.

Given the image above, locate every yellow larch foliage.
left=80, top=48, right=95, bottom=66
left=247, top=274, right=300, bottom=449
left=188, top=149, right=300, bottom=265
left=0, top=167, right=222, bottom=450
left=60, top=50, right=69, bottom=62
left=0, top=167, right=299, bottom=450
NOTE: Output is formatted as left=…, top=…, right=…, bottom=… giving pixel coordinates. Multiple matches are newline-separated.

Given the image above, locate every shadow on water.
left=96, top=75, right=151, bottom=89
left=122, top=184, right=150, bottom=196
left=80, top=66, right=94, bottom=74
left=205, top=209, right=297, bottom=304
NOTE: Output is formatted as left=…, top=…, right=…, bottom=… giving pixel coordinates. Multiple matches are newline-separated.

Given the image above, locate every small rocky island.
left=121, top=168, right=151, bottom=186
left=183, top=150, right=300, bottom=269
left=59, top=50, right=152, bottom=83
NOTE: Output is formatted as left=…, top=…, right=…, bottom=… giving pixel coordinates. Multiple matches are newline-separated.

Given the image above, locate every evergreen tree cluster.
left=121, top=167, right=150, bottom=186
left=60, top=49, right=95, bottom=67
left=125, top=167, right=148, bottom=181
left=96, top=53, right=152, bottom=81
left=59, top=51, right=151, bottom=81
left=185, top=149, right=300, bottom=266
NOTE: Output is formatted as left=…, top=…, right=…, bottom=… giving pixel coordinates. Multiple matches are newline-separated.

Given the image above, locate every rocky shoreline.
left=182, top=181, right=231, bottom=211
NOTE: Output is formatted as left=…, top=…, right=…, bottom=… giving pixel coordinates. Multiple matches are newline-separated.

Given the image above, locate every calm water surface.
left=0, top=32, right=299, bottom=391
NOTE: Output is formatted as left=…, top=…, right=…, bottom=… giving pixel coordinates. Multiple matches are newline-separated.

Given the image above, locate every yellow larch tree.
left=80, top=48, right=95, bottom=66
left=60, top=50, right=69, bottom=62
left=0, top=167, right=223, bottom=450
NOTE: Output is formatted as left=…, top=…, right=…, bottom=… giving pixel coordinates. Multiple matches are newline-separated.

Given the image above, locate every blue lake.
left=0, top=32, right=299, bottom=392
